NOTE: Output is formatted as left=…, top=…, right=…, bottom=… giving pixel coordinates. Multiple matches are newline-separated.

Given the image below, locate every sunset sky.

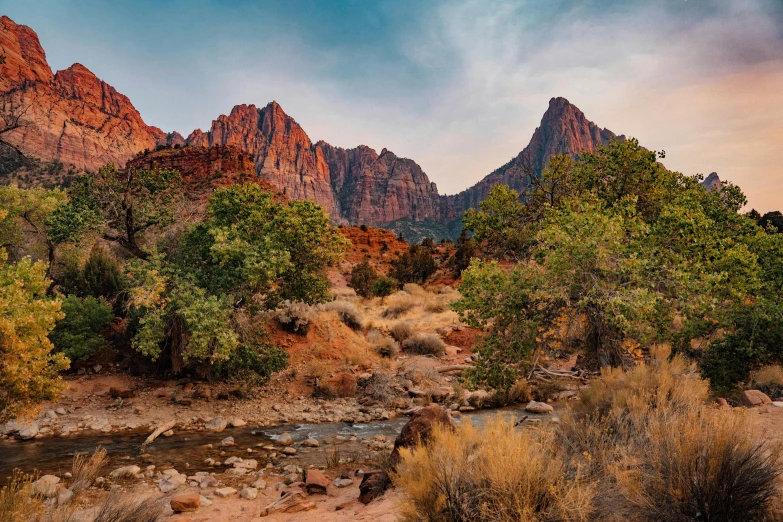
left=2, top=0, right=781, bottom=211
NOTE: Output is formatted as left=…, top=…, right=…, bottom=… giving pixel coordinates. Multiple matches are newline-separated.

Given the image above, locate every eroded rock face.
left=0, top=16, right=164, bottom=171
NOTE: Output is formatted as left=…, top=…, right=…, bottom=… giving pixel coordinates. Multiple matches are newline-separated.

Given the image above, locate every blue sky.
left=2, top=0, right=782, bottom=210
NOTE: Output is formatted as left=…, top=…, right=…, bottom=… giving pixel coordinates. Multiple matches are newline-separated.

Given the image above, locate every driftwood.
left=140, top=420, right=176, bottom=450
left=436, top=365, right=471, bottom=373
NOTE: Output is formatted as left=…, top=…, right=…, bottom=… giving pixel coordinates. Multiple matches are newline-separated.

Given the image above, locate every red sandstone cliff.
left=0, top=16, right=167, bottom=171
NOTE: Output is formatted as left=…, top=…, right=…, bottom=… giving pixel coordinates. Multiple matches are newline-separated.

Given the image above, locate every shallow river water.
left=0, top=404, right=555, bottom=482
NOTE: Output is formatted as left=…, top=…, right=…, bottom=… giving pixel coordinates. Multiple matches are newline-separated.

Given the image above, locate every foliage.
left=49, top=295, right=113, bottom=362
left=0, top=247, right=68, bottom=421
left=0, top=185, right=66, bottom=269
left=46, top=165, right=182, bottom=259
left=462, top=184, right=529, bottom=260
left=350, top=260, right=378, bottom=298
left=446, top=229, right=477, bottom=276
left=371, top=276, right=398, bottom=303
left=390, top=244, right=437, bottom=285
left=209, top=339, right=289, bottom=385
left=453, top=138, right=771, bottom=391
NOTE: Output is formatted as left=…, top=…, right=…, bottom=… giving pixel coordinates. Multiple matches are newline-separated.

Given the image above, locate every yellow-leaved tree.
left=0, top=221, right=68, bottom=421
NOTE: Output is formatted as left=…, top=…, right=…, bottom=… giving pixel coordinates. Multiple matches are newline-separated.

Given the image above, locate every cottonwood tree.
left=46, top=165, right=183, bottom=260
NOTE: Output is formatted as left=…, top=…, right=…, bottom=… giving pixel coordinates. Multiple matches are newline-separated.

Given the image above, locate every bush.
left=349, top=260, right=378, bottom=298
left=368, top=330, right=399, bottom=358
left=391, top=321, right=416, bottom=342
left=209, top=340, right=288, bottom=385
left=394, top=418, right=594, bottom=522
left=80, top=244, right=125, bottom=300
left=371, top=276, right=398, bottom=303
left=390, top=245, right=437, bottom=285
left=274, top=300, right=317, bottom=334
left=49, top=295, right=113, bottom=362
left=323, top=300, right=363, bottom=330
left=402, top=332, right=446, bottom=356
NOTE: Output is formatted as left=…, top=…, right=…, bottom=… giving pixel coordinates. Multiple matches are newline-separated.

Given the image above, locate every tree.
left=125, top=182, right=347, bottom=375
left=0, top=185, right=67, bottom=275
left=453, top=138, right=767, bottom=391
left=349, top=260, right=378, bottom=298
left=46, top=165, right=182, bottom=260
left=390, top=244, right=437, bottom=285
left=371, top=276, right=398, bottom=304
left=447, top=229, right=477, bottom=276
left=49, top=295, right=113, bottom=362
left=0, top=245, right=68, bottom=421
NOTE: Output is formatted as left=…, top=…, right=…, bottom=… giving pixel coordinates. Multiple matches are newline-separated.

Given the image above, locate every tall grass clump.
left=93, top=492, right=168, bottom=522
left=322, top=300, right=363, bottom=330
left=752, top=364, right=783, bottom=398
left=70, top=446, right=107, bottom=493
left=391, top=321, right=415, bottom=343
left=403, top=332, right=446, bottom=357
left=394, top=418, right=594, bottom=522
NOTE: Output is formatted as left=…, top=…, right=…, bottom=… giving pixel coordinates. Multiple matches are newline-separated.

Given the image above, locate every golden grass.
left=394, top=418, right=594, bottom=522
left=396, top=349, right=783, bottom=522
left=360, top=284, right=461, bottom=333
left=0, top=470, right=43, bottom=522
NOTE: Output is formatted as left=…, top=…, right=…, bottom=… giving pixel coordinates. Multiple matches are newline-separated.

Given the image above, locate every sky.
left=1, top=0, right=782, bottom=211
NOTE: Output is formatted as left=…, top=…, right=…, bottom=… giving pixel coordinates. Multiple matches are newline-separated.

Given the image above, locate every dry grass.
left=322, top=300, right=363, bottom=330
left=753, top=365, right=783, bottom=397
left=403, top=333, right=446, bottom=357
left=360, top=284, right=460, bottom=333
left=0, top=470, right=44, bottom=522
left=396, top=350, right=783, bottom=522
left=93, top=492, right=167, bottom=522
left=274, top=300, right=317, bottom=334
left=368, top=329, right=399, bottom=358
left=70, top=446, right=107, bottom=493
left=391, top=321, right=416, bottom=343
left=394, top=418, right=594, bottom=522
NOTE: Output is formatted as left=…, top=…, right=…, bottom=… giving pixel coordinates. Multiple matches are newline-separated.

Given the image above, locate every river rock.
left=358, top=470, right=390, bottom=505
left=31, top=475, right=60, bottom=497
left=57, top=488, right=73, bottom=505
left=109, top=386, right=135, bottom=399
left=170, top=492, right=200, bottom=512
left=252, top=478, right=267, bottom=489
left=389, top=405, right=456, bottom=469
left=467, top=390, right=491, bottom=407
left=110, top=465, right=141, bottom=479
left=302, top=437, right=319, bottom=447
left=235, top=459, right=258, bottom=470
left=17, top=422, right=39, bottom=440
left=525, top=401, right=554, bottom=414
left=200, top=475, right=219, bottom=488
left=205, top=416, right=227, bottom=432
left=240, top=486, right=258, bottom=499
left=55, top=408, right=67, bottom=415
left=90, top=418, right=110, bottom=431
left=1, top=421, right=22, bottom=435
left=159, top=474, right=186, bottom=492
left=741, top=390, right=772, bottom=407
left=334, top=478, right=353, bottom=488
left=43, top=410, right=58, bottom=420
left=225, top=468, right=248, bottom=476
left=220, top=436, right=235, bottom=447
left=199, top=495, right=213, bottom=507
left=229, top=417, right=246, bottom=427
left=305, top=469, right=329, bottom=494
left=277, top=432, right=293, bottom=445
left=215, top=487, right=237, bottom=498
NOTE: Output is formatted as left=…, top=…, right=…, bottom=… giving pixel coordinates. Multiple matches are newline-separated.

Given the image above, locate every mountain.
left=2, top=16, right=700, bottom=241
left=0, top=16, right=169, bottom=171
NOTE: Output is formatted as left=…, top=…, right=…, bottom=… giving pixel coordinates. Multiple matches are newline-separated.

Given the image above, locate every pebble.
left=282, top=446, right=297, bottom=455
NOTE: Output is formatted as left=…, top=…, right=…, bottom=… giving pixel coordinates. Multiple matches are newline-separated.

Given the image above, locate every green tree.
left=447, top=229, right=477, bottom=276
left=350, top=260, right=378, bottom=298
left=46, top=165, right=182, bottom=259
left=49, top=295, right=113, bottom=362
left=390, top=244, right=437, bottom=285
left=0, top=244, right=68, bottom=421
left=371, top=276, right=398, bottom=304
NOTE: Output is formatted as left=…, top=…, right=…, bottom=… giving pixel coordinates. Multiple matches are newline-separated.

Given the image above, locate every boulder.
left=17, top=422, right=39, bottom=440
left=252, top=478, right=267, bottom=489
left=302, top=437, right=320, bottom=447
left=220, top=436, right=235, bottom=447
left=525, top=401, right=554, bottom=414
left=358, top=470, right=390, bottom=505
left=215, top=487, right=237, bottom=498
left=282, top=446, right=297, bottom=455
left=170, top=493, right=200, bottom=513
left=389, top=404, right=456, bottom=469
left=31, top=475, right=60, bottom=497
left=240, top=486, right=258, bottom=499
left=205, top=416, right=227, bottom=432
left=305, top=469, right=329, bottom=494
left=229, top=417, right=246, bottom=427
left=277, top=432, right=293, bottom=445
left=741, top=390, right=772, bottom=407
left=109, top=386, right=135, bottom=399
left=109, top=465, right=141, bottom=479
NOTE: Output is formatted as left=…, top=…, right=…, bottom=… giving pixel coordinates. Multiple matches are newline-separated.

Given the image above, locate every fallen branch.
left=436, top=365, right=471, bottom=373
left=140, top=420, right=176, bottom=450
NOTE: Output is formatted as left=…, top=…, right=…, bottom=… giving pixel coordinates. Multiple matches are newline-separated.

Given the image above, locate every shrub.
left=274, top=300, right=317, bottom=334
left=402, top=332, right=446, bottom=356
left=383, top=292, right=418, bottom=318
left=350, top=260, right=378, bottom=298
left=361, top=373, right=400, bottom=405
left=323, top=300, right=363, bottom=330
left=49, top=295, right=113, bottom=362
left=80, top=244, right=125, bottom=300
left=209, top=340, right=288, bottom=385
left=391, top=321, right=415, bottom=343
left=371, top=276, right=398, bottom=303
left=369, top=331, right=399, bottom=358
left=93, top=492, right=168, bottom=522
left=752, top=365, right=783, bottom=398
left=394, top=418, right=594, bottom=522
left=390, top=245, right=437, bottom=285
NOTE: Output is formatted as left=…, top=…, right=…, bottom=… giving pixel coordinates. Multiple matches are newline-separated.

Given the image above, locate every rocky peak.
left=702, top=172, right=722, bottom=192
left=0, top=16, right=54, bottom=92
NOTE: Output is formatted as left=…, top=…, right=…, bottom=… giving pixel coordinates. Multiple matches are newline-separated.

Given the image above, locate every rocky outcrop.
left=0, top=16, right=165, bottom=172
left=438, top=97, right=619, bottom=221
left=702, top=172, right=722, bottom=192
